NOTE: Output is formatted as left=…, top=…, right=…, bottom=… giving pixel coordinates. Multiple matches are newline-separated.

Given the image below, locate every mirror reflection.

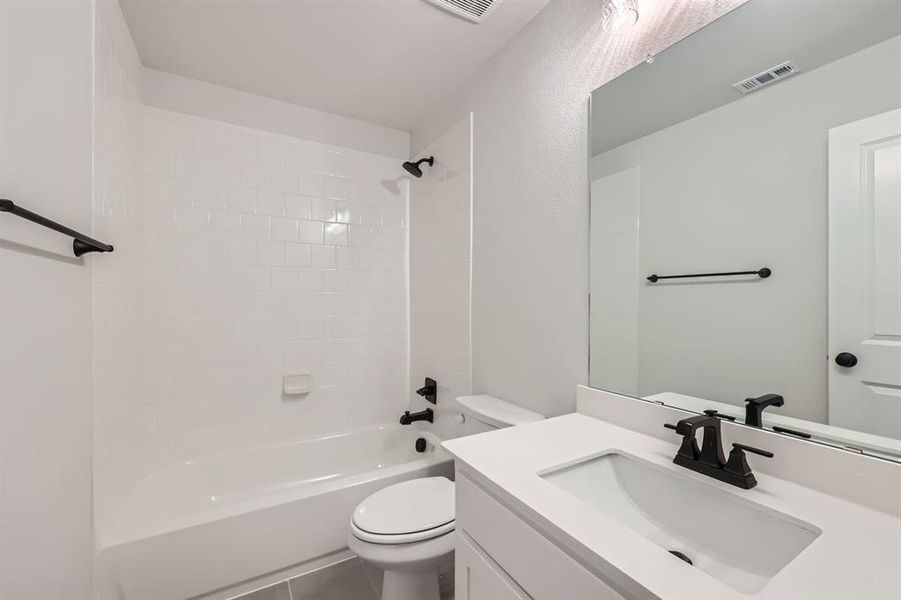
left=589, top=0, right=901, bottom=460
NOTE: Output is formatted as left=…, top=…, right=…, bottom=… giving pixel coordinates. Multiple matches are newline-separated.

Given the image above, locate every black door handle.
left=835, top=352, right=858, bottom=368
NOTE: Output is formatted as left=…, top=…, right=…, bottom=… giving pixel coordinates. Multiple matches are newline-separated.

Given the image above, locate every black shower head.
left=402, top=156, right=434, bottom=178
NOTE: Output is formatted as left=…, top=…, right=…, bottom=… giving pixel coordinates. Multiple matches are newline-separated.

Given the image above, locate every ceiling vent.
left=426, top=0, right=505, bottom=23
left=732, top=61, right=800, bottom=94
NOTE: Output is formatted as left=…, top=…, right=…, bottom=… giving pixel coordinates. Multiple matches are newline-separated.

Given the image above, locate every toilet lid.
left=352, top=477, right=455, bottom=537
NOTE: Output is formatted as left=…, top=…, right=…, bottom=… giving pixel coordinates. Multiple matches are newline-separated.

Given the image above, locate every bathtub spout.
left=400, top=408, right=434, bottom=425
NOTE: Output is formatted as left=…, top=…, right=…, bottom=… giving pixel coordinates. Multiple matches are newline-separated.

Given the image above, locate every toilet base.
left=347, top=528, right=455, bottom=600
left=382, top=568, right=440, bottom=600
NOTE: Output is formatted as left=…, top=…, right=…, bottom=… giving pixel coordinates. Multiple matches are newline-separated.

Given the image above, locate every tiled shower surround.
left=140, top=108, right=408, bottom=471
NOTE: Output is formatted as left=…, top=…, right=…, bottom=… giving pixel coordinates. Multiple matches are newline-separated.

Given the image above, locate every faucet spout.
left=665, top=411, right=773, bottom=489
left=399, top=408, right=434, bottom=425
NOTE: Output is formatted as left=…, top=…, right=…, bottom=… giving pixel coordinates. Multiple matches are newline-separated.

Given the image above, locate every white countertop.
left=442, top=413, right=901, bottom=600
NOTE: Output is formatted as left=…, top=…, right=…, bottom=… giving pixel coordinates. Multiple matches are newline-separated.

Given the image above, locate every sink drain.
left=668, top=550, right=693, bottom=565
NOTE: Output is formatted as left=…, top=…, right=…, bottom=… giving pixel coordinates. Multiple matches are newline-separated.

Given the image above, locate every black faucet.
left=744, top=394, right=784, bottom=427
left=665, top=410, right=773, bottom=489
left=416, top=377, right=437, bottom=404
left=400, top=408, right=433, bottom=425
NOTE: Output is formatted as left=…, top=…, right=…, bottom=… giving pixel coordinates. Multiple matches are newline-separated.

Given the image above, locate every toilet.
left=347, top=395, right=544, bottom=600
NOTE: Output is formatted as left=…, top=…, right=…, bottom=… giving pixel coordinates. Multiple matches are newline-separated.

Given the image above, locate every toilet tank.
left=456, top=395, right=545, bottom=431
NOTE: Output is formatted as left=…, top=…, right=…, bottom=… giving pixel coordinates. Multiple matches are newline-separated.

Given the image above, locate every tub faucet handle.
left=416, top=377, right=437, bottom=404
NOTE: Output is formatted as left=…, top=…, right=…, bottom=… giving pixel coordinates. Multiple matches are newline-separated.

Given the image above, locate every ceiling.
left=119, top=0, right=549, bottom=132
left=591, top=0, right=901, bottom=155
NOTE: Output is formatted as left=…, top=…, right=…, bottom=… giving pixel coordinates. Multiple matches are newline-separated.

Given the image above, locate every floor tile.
left=233, top=581, right=292, bottom=600
left=289, top=557, right=379, bottom=600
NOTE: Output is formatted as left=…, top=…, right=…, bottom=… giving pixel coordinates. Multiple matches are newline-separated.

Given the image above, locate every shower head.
left=402, top=156, right=434, bottom=178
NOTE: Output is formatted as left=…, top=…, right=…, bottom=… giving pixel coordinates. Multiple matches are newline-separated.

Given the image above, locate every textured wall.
left=410, top=0, right=747, bottom=417
left=0, top=1, right=94, bottom=598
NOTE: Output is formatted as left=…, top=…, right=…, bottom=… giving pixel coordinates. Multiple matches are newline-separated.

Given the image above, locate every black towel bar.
left=0, top=198, right=113, bottom=257
left=647, top=268, right=771, bottom=283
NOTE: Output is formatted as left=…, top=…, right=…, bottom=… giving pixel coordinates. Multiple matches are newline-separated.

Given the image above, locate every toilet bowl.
left=347, top=477, right=455, bottom=600
left=348, top=395, right=544, bottom=600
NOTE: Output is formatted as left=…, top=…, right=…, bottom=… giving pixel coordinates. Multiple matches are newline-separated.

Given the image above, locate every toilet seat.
left=351, top=477, right=455, bottom=545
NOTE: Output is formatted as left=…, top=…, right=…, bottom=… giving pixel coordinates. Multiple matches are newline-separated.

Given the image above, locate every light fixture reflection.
left=603, top=0, right=640, bottom=32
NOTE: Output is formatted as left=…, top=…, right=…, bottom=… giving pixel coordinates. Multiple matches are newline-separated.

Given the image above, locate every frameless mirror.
left=589, top=0, right=901, bottom=461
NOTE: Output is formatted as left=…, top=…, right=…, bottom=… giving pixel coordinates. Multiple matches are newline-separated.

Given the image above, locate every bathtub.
left=99, top=424, right=453, bottom=600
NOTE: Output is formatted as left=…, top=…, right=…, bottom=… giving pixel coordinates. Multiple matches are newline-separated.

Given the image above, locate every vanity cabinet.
left=456, top=531, right=530, bottom=600
left=455, top=472, right=627, bottom=600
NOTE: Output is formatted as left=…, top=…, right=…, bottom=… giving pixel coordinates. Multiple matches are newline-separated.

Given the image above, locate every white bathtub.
left=99, top=424, right=453, bottom=600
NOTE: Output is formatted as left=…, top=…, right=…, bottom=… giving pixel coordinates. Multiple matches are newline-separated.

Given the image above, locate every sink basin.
left=540, top=451, right=821, bottom=594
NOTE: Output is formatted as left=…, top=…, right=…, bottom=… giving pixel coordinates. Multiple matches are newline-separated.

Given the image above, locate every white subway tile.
left=271, top=217, right=299, bottom=242
left=271, top=170, right=299, bottom=194
left=157, top=176, right=192, bottom=205
left=193, top=182, right=227, bottom=210
left=335, top=200, right=362, bottom=225
left=256, top=189, right=286, bottom=216
left=285, top=243, right=312, bottom=267
left=298, top=172, right=323, bottom=197
left=241, top=213, right=271, bottom=239
left=323, top=175, right=349, bottom=200
left=242, top=159, right=270, bottom=189
left=324, top=270, right=348, bottom=292
left=285, top=194, right=312, bottom=219
left=312, top=198, right=337, bottom=222
left=144, top=145, right=176, bottom=175
left=298, top=220, right=323, bottom=244
left=271, top=267, right=299, bottom=290
left=256, top=240, right=286, bottom=266
left=311, top=246, right=336, bottom=269
left=285, top=143, right=311, bottom=172
left=145, top=203, right=177, bottom=232
left=226, top=238, right=257, bottom=264
left=225, top=186, right=257, bottom=213
left=347, top=225, right=371, bottom=247
left=135, top=109, right=410, bottom=468
left=176, top=206, right=211, bottom=234
left=210, top=210, right=242, bottom=237
left=323, top=223, right=348, bottom=246
left=297, top=269, right=324, bottom=292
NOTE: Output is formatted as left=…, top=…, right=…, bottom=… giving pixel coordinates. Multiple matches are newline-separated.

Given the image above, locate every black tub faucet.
left=665, top=410, right=773, bottom=489
left=744, top=394, right=784, bottom=427
left=400, top=408, right=434, bottom=425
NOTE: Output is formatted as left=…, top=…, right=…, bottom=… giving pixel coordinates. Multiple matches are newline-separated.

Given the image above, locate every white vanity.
left=442, top=387, right=901, bottom=600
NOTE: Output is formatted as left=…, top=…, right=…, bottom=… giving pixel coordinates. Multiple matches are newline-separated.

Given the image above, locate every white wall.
left=92, top=0, right=146, bottom=540
left=589, top=167, right=639, bottom=396
left=139, top=108, right=408, bottom=469
left=143, top=69, right=410, bottom=160
left=590, top=36, right=901, bottom=422
left=410, top=0, right=747, bottom=417
left=0, top=1, right=95, bottom=598
left=409, top=114, right=473, bottom=437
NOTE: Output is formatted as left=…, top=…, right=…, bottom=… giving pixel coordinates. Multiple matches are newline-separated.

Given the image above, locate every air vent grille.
left=732, top=61, right=800, bottom=94
left=426, top=0, right=505, bottom=23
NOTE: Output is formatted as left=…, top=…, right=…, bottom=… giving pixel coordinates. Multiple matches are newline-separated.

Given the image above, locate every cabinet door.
left=456, top=531, right=531, bottom=600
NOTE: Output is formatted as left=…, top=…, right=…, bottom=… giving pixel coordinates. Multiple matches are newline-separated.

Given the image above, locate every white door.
left=828, top=109, right=901, bottom=439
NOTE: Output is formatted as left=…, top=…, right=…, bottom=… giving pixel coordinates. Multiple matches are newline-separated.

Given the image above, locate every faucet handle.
left=665, top=423, right=700, bottom=461
left=732, top=442, right=774, bottom=458
left=703, top=409, right=736, bottom=421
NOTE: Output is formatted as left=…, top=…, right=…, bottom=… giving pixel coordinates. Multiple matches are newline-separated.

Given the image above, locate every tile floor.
left=233, top=557, right=454, bottom=600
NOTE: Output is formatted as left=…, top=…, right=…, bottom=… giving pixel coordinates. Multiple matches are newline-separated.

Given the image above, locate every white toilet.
left=347, top=395, right=544, bottom=600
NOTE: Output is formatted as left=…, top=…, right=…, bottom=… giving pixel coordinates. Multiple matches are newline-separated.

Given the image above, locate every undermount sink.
left=540, top=451, right=821, bottom=594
